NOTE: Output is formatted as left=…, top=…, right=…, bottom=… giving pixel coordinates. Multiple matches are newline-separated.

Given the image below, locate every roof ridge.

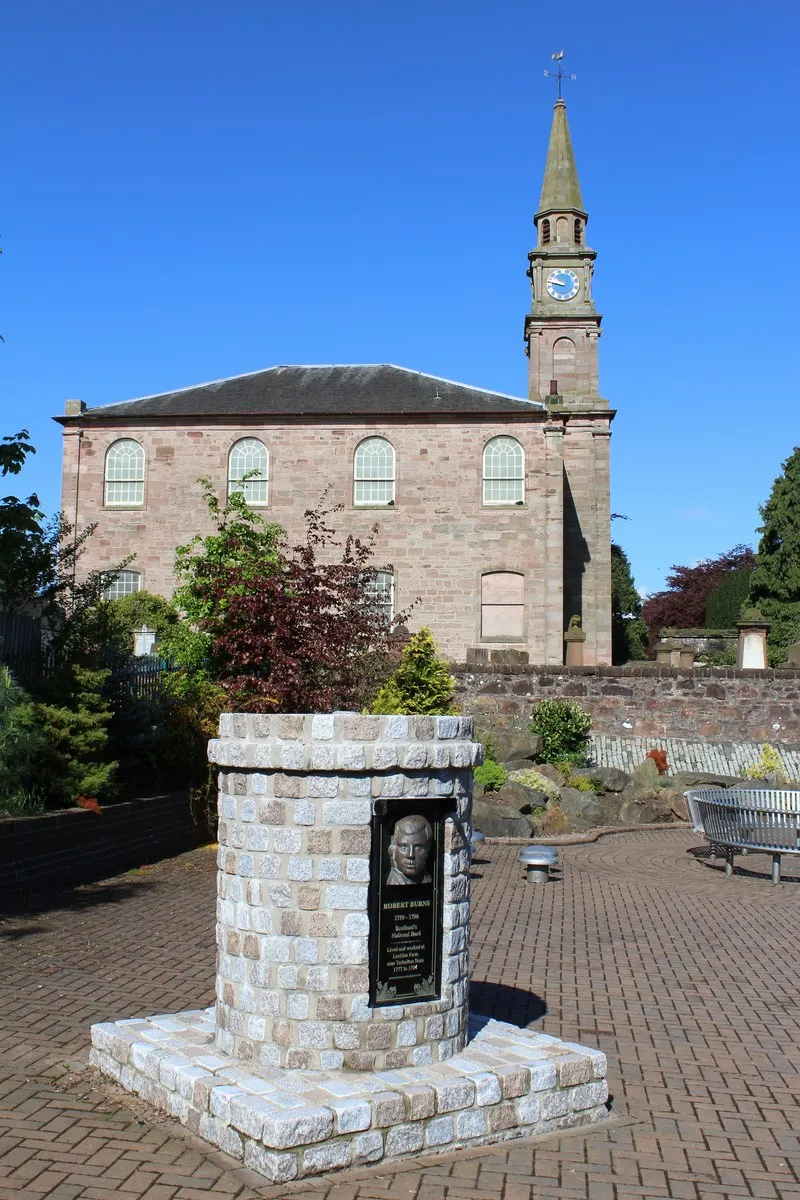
left=83, top=363, right=543, bottom=413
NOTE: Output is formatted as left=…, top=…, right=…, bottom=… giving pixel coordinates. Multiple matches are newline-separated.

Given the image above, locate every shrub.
left=530, top=699, right=592, bottom=764
left=473, top=759, right=507, bottom=792
left=0, top=666, right=50, bottom=815
left=743, top=744, right=787, bottom=783
left=35, top=666, right=117, bottom=805
left=508, top=768, right=562, bottom=804
left=646, top=748, right=669, bottom=775
left=370, top=628, right=456, bottom=715
left=563, top=771, right=605, bottom=794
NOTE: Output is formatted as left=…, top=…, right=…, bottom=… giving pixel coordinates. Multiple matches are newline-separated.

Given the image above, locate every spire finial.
left=544, top=50, right=576, bottom=101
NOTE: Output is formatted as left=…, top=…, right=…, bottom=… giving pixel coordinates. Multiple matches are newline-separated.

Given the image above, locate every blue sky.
left=3, top=0, right=799, bottom=594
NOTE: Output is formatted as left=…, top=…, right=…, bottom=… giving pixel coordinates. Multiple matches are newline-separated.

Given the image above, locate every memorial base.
left=90, top=1008, right=609, bottom=1183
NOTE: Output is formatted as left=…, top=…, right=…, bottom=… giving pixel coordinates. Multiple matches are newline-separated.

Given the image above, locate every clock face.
left=546, top=268, right=580, bottom=301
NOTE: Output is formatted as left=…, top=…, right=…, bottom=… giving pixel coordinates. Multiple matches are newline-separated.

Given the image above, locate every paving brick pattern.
left=2, top=832, right=800, bottom=1198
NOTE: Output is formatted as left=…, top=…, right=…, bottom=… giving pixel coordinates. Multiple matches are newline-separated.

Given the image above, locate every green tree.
left=705, top=567, right=753, bottom=628
left=370, top=628, right=457, bottom=715
left=162, top=479, right=285, bottom=680
left=748, top=447, right=800, bottom=660
left=611, top=543, right=648, bottom=662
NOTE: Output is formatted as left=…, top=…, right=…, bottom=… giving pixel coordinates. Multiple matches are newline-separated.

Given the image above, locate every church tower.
left=525, top=97, right=604, bottom=409
left=527, top=88, right=613, bottom=665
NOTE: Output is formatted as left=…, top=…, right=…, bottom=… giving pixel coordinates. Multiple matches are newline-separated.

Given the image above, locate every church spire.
left=537, top=98, right=585, bottom=218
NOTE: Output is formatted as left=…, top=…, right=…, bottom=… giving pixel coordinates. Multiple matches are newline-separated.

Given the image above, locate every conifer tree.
left=370, top=628, right=457, bottom=715
left=610, top=543, right=648, bottom=662
left=748, top=447, right=800, bottom=660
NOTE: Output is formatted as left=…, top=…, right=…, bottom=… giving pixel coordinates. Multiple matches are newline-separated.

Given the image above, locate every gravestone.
left=90, top=713, right=609, bottom=1182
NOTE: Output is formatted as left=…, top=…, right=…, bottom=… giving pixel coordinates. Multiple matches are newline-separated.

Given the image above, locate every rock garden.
left=472, top=701, right=794, bottom=838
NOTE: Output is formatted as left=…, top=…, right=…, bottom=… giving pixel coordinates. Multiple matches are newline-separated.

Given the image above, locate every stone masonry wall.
left=454, top=663, right=800, bottom=745
left=208, top=712, right=480, bottom=1072
left=59, top=410, right=610, bottom=665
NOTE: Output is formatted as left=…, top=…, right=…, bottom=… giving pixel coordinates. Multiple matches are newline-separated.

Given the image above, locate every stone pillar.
left=564, top=616, right=586, bottom=666
left=737, top=610, right=771, bottom=670
left=543, top=421, right=565, bottom=664
left=208, top=713, right=480, bottom=1072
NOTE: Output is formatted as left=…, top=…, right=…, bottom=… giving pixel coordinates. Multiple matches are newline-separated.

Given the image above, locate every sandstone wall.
left=60, top=408, right=610, bottom=665
left=454, top=664, right=800, bottom=745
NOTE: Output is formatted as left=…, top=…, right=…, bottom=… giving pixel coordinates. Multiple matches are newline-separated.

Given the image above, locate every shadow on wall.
left=563, top=469, right=590, bottom=633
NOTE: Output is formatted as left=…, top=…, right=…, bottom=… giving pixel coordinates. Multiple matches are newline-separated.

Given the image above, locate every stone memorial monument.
left=91, top=713, right=608, bottom=1182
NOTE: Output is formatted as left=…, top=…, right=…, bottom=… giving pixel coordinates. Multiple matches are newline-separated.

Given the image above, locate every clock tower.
left=524, top=97, right=605, bottom=410
left=526, top=90, right=613, bottom=665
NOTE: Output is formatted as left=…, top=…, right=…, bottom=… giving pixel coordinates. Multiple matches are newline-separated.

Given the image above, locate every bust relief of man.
left=386, top=814, right=433, bottom=886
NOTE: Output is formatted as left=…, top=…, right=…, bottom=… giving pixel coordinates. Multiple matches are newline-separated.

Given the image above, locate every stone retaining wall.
left=0, top=792, right=195, bottom=902
left=454, top=663, right=800, bottom=744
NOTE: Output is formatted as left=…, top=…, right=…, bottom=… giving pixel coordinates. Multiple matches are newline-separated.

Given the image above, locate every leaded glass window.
left=103, top=570, right=142, bottom=600
left=482, top=437, right=524, bottom=505
left=104, top=439, right=145, bottom=506
left=354, top=437, right=395, bottom=506
left=228, top=438, right=269, bottom=506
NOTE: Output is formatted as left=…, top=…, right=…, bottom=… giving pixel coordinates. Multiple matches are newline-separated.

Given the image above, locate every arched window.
left=574, top=218, right=582, bottom=245
left=552, top=337, right=576, bottom=391
left=556, top=216, right=569, bottom=242
left=541, top=218, right=551, bottom=245
left=482, top=436, right=524, bottom=505
left=228, top=437, right=269, bottom=505
left=354, top=437, right=395, bottom=506
left=104, top=439, right=145, bottom=506
left=103, top=570, right=142, bottom=601
left=364, top=569, right=395, bottom=622
left=481, top=572, right=524, bottom=640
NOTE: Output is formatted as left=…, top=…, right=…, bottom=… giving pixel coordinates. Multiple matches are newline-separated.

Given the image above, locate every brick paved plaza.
left=2, top=830, right=800, bottom=1199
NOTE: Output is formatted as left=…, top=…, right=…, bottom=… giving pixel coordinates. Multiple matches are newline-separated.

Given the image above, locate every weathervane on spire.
left=544, top=50, right=576, bottom=100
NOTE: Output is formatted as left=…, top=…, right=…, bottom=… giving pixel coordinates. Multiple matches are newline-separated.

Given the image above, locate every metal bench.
left=685, top=788, right=800, bottom=884
left=519, top=845, right=559, bottom=884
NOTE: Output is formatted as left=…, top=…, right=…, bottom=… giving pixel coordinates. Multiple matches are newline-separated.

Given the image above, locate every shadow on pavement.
left=687, top=844, right=800, bottom=883
left=469, top=981, right=547, bottom=1027
left=0, top=878, right=159, bottom=920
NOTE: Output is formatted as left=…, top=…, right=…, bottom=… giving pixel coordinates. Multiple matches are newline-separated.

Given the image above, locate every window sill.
left=353, top=504, right=397, bottom=511
left=103, top=504, right=146, bottom=511
left=479, top=636, right=527, bottom=643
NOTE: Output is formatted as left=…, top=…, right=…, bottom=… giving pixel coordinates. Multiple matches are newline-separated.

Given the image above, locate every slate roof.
left=58, top=364, right=544, bottom=422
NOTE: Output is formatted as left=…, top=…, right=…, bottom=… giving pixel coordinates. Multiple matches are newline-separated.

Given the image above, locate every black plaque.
left=368, top=798, right=447, bottom=1006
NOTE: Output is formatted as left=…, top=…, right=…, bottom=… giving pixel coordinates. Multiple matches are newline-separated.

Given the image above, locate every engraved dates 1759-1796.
left=369, top=799, right=446, bottom=1006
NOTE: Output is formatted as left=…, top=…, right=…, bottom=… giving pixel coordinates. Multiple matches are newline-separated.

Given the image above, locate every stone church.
left=57, top=97, right=613, bottom=665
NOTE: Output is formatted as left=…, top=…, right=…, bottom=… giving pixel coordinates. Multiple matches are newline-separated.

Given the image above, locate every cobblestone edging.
left=590, top=735, right=800, bottom=778
left=89, top=1008, right=608, bottom=1184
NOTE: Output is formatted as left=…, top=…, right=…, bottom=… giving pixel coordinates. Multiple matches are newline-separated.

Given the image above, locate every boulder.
left=539, top=806, right=570, bottom=835
left=618, top=790, right=679, bottom=825
left=475, top=717, right=542, bottom=766
left=494, top=734, right=543, bottom=765
left=590, top=766, right=632, bottom=793
left=556, top=786, right=604, bottom=830
left=494, top=782, right=548, bottom=815
left=472, top=801, right=533, bottom=839
left=531, top=762, right=567, bottom=786
left=670, top=770, right=741, bottom=790
left=506, top=758, right=545, bottom=773
left=631, top=757, right=661, bottom=790
left=597, top=792, right=626, bottom=825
